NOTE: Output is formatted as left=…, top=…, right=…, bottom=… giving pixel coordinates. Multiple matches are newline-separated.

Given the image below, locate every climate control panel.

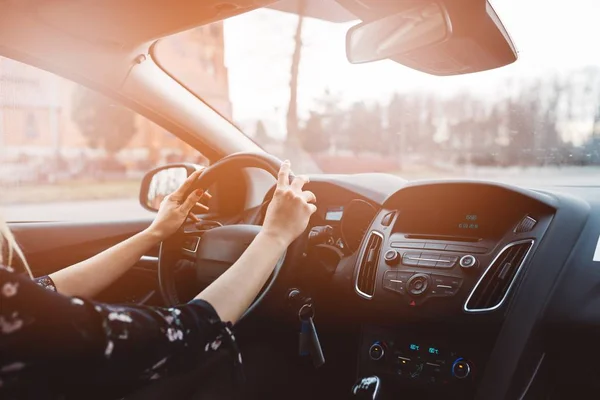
left=358, top=326, right=483, bottom=392
left=366, top=339, right=474, bottom=383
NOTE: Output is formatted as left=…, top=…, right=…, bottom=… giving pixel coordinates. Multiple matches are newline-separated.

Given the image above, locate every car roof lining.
left=30, top=0, right=278, bottom=48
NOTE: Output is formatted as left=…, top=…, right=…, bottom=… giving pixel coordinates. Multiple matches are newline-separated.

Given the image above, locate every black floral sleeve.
left=0, top=265, right=241, bottom=399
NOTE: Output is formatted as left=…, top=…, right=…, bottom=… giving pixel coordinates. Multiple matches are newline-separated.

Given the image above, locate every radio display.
left=395, top=208, right=514, bottom=238
left=325, top=206, right=344, bottom=221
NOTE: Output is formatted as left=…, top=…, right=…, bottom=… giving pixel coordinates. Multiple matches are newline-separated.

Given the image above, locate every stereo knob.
left=452, top=359, right=471, bottom=379
left=369, top=342, right=385, bottom=361
left=384, top=250, right=400, bottom=266
left=459, top=255, right=478, bottom=269
left=407, top=274, right=429, bottom=296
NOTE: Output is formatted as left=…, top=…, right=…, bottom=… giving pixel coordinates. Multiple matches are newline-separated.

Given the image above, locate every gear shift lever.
left=351, top=376, right=381, bottom=399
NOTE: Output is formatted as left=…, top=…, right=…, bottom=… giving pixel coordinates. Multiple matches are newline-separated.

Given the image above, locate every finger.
left=201, top=191, right=212, bottom=200
left=187, top=212, right=200, bottom=223
left=290, top=175, right=309, bottom=192
left=307, top=203, right=317, bottom=214
left=195, top=202, right=209, bottom=212
left=172, top=169, right=203, bottom=198
left=181, top=188, right=203, bottom=211
left=277, top=160, right=291, bottom=188
left=300, top=190, right=316, bottom=204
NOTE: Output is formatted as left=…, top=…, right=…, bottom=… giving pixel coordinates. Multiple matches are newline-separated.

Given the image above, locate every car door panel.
left=9, top=219, right=164, bottom=306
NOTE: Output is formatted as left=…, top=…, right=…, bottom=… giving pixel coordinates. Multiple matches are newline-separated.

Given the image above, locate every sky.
left=221, top=0, right=600, bottom=138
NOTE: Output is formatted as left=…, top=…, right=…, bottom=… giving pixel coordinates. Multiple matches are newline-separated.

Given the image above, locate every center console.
left=351, top=182, right=555, bottom=397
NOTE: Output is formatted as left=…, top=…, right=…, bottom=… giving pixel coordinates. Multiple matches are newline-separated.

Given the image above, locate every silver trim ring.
left=459, top=255, right=477, bottom=268
left=355, top=231, right=384, bottom=300
left=463, top=239, right=535, bottom=313
left=452, top=360, right=471, bottom=379
left=368, top=343, right=385, bottom=361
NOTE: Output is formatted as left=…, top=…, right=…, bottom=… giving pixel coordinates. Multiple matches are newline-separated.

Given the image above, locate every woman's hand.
left=261, top=161, right=317, bottom=247
left=146, top=169, right=209, bottom=241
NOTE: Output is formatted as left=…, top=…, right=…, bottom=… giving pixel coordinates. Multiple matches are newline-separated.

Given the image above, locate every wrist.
left=257, top=229, right=290, bottom=251
left=141, top=226, right=165, bottom=243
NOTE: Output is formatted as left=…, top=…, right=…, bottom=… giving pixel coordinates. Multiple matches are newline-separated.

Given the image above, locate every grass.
left=0, top=179, right=141, bottom=204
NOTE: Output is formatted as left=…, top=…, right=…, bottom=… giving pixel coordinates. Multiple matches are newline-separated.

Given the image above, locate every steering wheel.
left=158, top=152, right=290, bottom=317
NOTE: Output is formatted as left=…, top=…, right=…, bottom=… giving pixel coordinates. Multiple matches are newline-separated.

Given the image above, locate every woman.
left=0, top=161, right=317, bottom=399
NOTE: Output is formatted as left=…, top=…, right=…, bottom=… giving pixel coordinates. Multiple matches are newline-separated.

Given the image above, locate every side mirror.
left=346, top=0, right=517, bottom=76
left=139, top=164, right=199, bottom=212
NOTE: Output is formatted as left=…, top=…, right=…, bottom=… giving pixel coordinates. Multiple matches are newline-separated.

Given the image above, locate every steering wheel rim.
left=158, top=152, right=288, bottom=319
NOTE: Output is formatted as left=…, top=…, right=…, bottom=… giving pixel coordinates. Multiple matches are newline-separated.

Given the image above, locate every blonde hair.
left=0, top=215, right=32, bottom=277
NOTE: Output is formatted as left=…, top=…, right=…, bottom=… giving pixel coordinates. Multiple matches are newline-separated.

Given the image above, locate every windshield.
left=155, top=0, right=600, bottom=187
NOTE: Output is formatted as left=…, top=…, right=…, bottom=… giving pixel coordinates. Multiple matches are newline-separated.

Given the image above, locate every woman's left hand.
left=146, top=169, right=209, bottom=241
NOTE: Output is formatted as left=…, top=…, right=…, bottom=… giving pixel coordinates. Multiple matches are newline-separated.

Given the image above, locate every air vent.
left=514, top=216, right=537, bottom=233
left=355, top=231, right=383, bottom=299
left=464, top=240, right=534, bottom=312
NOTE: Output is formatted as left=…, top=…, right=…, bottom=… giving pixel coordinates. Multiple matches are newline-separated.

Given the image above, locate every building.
left=0, top=23, right=230, bottom=169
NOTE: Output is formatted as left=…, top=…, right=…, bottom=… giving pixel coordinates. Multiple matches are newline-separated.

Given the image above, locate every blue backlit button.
left=369, top=342, right=386, bottom=361
left=452, top=359, right=472, bottom=379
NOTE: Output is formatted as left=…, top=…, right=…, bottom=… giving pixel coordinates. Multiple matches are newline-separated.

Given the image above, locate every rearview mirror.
left=140, top=164, right=198, bottom=212
left=346, top=0, right=517, bottom=76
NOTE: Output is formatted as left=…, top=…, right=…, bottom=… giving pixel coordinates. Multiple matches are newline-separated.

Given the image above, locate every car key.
left=298, top=303, right=325, bottom=368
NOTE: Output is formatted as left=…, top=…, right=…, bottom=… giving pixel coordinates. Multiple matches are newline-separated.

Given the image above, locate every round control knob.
left=452, top=359, right=471, bottom=379
left=407, top=273, right=429, bottom=296
left=369, top=342, right=385, bottom=361
left=459, top=255, right=478, bottom=269
left=384, top=250, right=400, bottom=266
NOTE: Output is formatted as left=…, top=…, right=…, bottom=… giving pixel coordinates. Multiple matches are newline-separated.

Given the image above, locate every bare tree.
left=285, top=0, right=306, bottom=147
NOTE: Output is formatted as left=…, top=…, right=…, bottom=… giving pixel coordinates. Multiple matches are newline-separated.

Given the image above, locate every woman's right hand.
left=261, top=161, right=317, bottom=247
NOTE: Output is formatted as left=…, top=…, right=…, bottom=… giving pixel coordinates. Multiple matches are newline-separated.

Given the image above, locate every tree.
left=346, top=102, right=383, bottom=155
left=285, top=0, right=306, bottom=148
left=300, top=112, right=329, bottom=153
left=253, top=120, right=271, bottom=146
left=71, top=86, right=137, bottom=157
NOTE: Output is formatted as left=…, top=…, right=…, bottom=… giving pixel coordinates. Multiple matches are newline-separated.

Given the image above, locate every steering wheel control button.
left=182, top=236, right=200, bottom=253
left=459, top=255, right=478, bottom=269
left=407, top=274, right=429, bottom=296
left=369, top=342, right=385, bottom=361
left=384, top=250, right=400, bottom=266
left=452, top=359, right=471, bottom=379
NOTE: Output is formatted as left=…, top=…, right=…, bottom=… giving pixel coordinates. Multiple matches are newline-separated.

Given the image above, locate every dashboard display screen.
left=395, top=207, right=513, bottom=239
left=325, top=206, right=344, bottom=221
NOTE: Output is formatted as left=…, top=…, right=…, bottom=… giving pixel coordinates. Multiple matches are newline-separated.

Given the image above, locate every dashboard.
left=283, top=174, right=600, bottom=399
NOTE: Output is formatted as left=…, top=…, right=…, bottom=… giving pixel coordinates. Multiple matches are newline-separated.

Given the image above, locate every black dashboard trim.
left=475, top=190, right=590, bottom=400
